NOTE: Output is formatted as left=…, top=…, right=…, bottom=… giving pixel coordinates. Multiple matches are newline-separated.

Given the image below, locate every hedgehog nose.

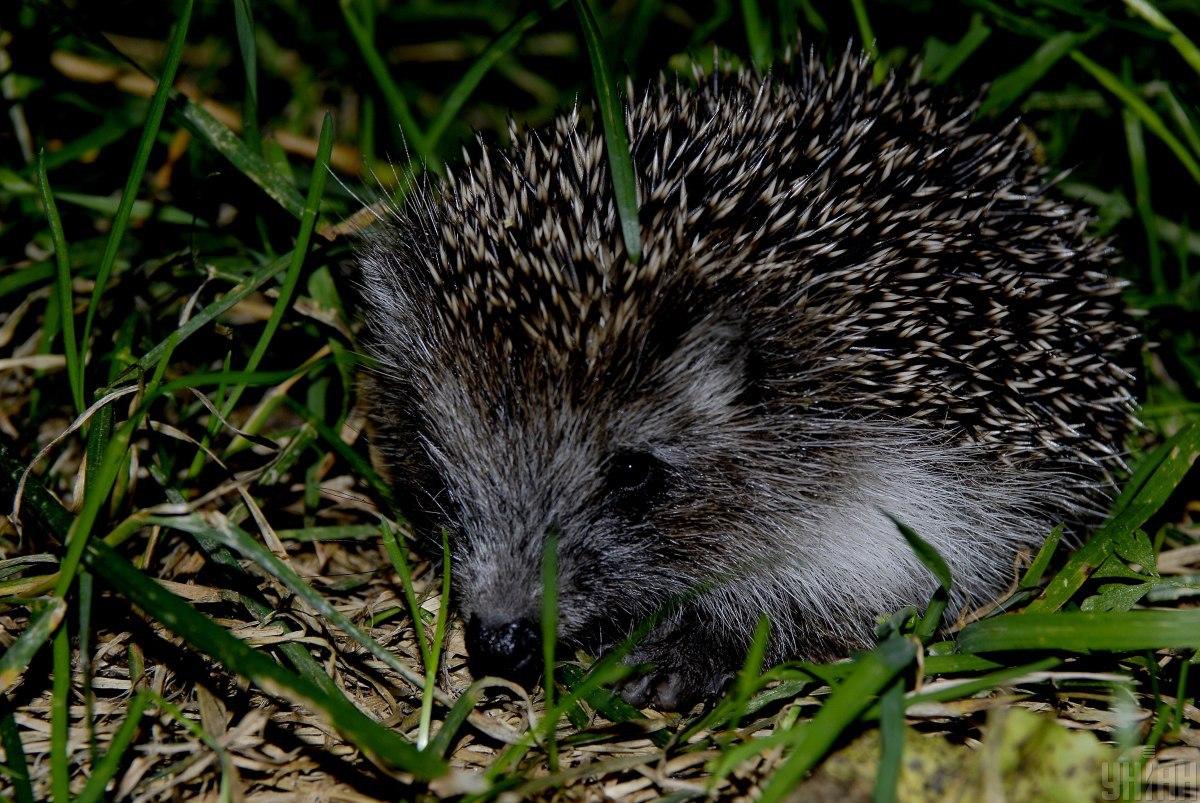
left=465, top=616, right=541, bottom=686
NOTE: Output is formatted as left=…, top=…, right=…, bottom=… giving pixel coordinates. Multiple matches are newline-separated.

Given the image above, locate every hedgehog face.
left=365, top=292, right=765, bottom=680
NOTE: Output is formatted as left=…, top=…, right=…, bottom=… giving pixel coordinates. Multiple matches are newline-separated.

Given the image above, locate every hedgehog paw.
left=616, top=651, right=734, bottom=712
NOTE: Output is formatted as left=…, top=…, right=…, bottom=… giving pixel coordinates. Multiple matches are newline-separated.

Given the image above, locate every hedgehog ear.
left=656, top=304, right=762, bottom=405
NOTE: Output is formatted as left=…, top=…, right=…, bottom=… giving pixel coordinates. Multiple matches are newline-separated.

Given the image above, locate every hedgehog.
left=357, top=48, right=1140, bottom=711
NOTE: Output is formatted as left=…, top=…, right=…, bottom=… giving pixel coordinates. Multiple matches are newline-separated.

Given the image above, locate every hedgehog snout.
left=465, top=614, right=542, bottom=685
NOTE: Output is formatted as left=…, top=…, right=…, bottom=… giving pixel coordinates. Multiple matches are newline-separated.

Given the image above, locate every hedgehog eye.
left=605, top=450, right=667, bottom=504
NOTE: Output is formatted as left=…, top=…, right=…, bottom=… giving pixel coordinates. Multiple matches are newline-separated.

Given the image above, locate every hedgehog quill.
left=358, top=49, right=1139, bottom=711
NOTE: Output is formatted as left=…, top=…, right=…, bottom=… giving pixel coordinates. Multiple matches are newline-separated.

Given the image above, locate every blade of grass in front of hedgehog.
left=556, top=663, right=671, bottom=747
left=482, top=613, right=651, bottom=785
left=381, top=521, right=432, bottom=666
left=884, top=512, right=951, bottom=641
left=429, top=680, right=487, bottom=758
left=676, top=616, right=773, bottom=745
left=1072, top=50, right=1200, bottom=185
left=711, top=635, right=917, bottom=795
left=1019, top=524, right=1063, bottom=589
left=959, top=610, right=1200, bottom=652
left=860, top=656, right=1062, bottom=719
left=219, top=112, right=333, bottom=424
left=421, top=529, right=453, bottom=752
left=722, top=615, right=771, bottom=733
left=740, top=0, right=773, bottom=72
left=873, top=678, right=905, bottom=803
left=34, top=153, right=83, bottom=415
left=571, top=0, right=643, bottom=264
left=79, top=0, right=193, bottom=365
left=1030, top=421, right=1200, bottom=612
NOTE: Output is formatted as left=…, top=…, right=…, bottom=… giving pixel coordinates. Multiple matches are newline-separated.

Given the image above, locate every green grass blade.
left=740, top=0, right=773, bottom=72
left=1071, top=50, right=1200, bottom=185
left=220, top=112, right=334, bottom=419
left=77, top=570, right=96, bottom=762
left=788, top=0, right=828, bottom=36
left=1029, top=422, right=1200, bottom=612
left=886, top=513, right=952, bottom=591
left=980, top=28, right=1097, bottom=116
left=175, top=100, right=304, bottom=217
left=1019, top=524, right=1063, bottom=589
left=848, top=0, right=885, bottom=81
left=34, top=152, right=83, bottom=414
left=710, top=615, right=771, bottom=735
left=1157, top=86, right=1200, bottom=158
left=419, top=529, right=453, bottom=751
left=116, top=252, right=290, bottom=385
left=1123, top=0, right=1200, bottom=77
left=862, top=657, right=1061, bottom=718
left=0, top=168, right=200, bottom=225
left=744, top=635, right=917, bottom=799
left=925, top=13, right=991, bottom=84
left=571, top=0, right=643, bottom=264
left=340, top=0, right=432, bottom=164
left=74, top=689, right=151, bottom=803
left=231, top=0, right=260, bottom=151
left=80, top=0, right=194, bottom=362
left=425, top=10, right=544, bottom=151
left=959, top=610, right=1200, bottom=652
left=885, top=512, right=951, bottom=639
left=1125, top=107, right=1165, bottom=293
left=0, top=706, right=35, bottom=803
left=872, top=679, right=905, bottom=803
left=50, top=624, right=71, bottom=803
left=282, top=397, right=394, bottom=505
left=0, top=597, right=66, bottom=692
left=556, top=663, right=671, bottom=747
left=381, top=522, right=432, bottom=667
left=429, top=681, right=486, bottom=758
left=53, top=408, right=143, bottom=598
